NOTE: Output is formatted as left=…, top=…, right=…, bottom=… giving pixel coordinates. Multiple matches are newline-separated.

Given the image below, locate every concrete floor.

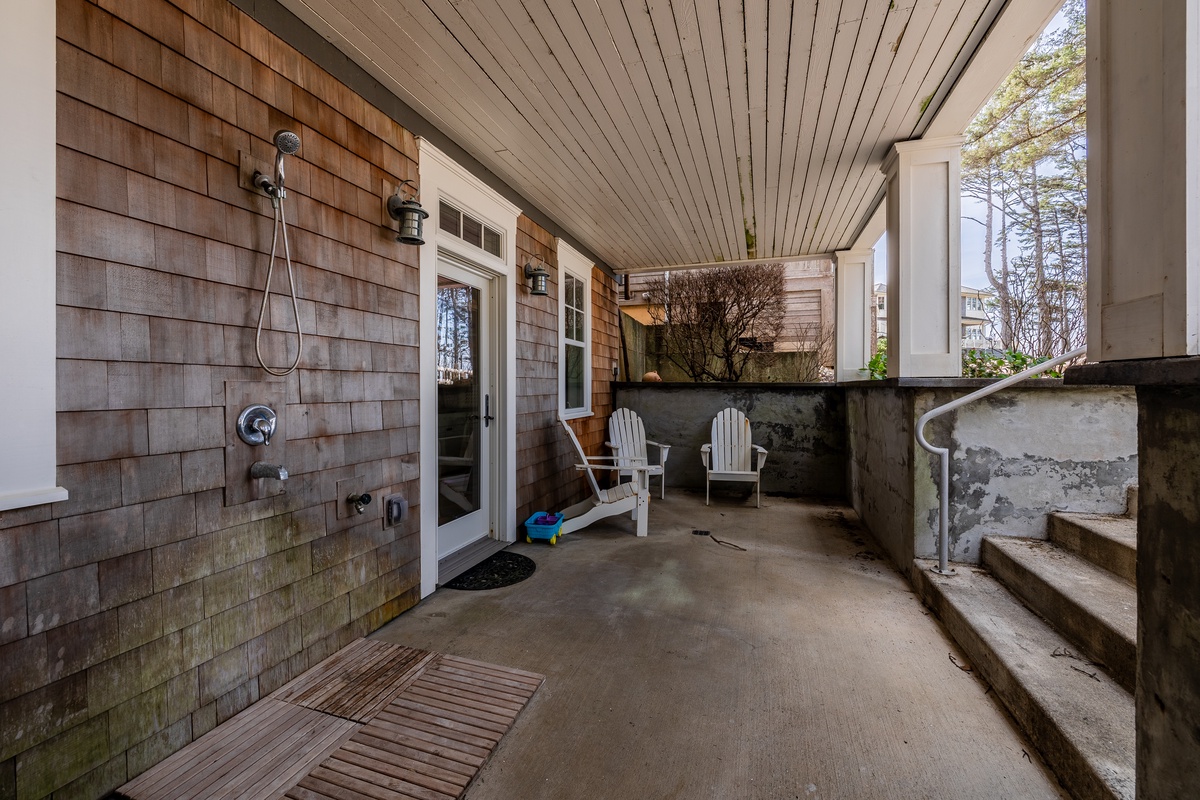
left=372, top=492, right=1069, bottom=800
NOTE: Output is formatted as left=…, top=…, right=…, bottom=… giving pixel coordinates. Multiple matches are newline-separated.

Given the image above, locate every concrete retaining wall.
left=612, top=383, right=846, bottom=499
left=846, top=382, right=1138, bottom=570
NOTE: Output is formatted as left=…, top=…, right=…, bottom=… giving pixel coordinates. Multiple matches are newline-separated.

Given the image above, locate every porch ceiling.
left=278, top=0, right=1057, bottom=272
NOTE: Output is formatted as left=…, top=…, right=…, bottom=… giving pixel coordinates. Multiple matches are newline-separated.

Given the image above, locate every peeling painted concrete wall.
left=848, top=383, right=1137, bottom=570
left=612, top=384, right=846, bottom=498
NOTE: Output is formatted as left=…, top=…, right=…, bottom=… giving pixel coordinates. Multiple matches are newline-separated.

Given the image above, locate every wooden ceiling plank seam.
left=761, top=0, right=808, bottom=257
left=802, top=0, right=925, bottom=253
left=584, top=0, right=712, bottom=266
left=455, top=0, right=676, bottom=261
left=759, top=0, right=793, bottom=257
left=811, top=0, right=977, bottom=252
left=777, top=0, right=846, bottom=257
left=783, top=0, right=858, bottom=256
left=523, top=0, right=692, bottom=265
left=718, top=0, right=755, bottom=262
left=620, top=0, right=728, bottom=264
left=812, top=0, right=989, bottom=253
left=502, top=0, right=680, bottom=267
left=595, top=4, right=714, bottom=269
left=441, top=0, right=673, bottom=264
left=897, top=0, right=995, bottom=141
left=681, top=0, right=744, bottom=260
left=613, top=0, right=723, bottom=264
left=557, top=0, right=689, bottom=209
left=571, top=0, right=718, bottom=266
left=792, top=0, right=888, bottom=253
left=312, top=0, right=614, bottom=232
left=769, top=0, right=819, bottom=258
left=786, top=0, right=927, bottom=254
left=690, top=0, right=750, bottom=263
left=742, top=0, right=769, bottom=257
left=650, top=0, right=738, bottom=261
left=288, top=0, right=613, bottom=237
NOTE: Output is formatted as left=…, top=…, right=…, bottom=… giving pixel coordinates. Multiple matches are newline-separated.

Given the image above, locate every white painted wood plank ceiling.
left=278, top=0, right=1027, bottom=271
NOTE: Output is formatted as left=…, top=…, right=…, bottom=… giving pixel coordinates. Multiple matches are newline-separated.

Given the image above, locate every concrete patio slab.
left=372, top=492, right=1068, bottom=799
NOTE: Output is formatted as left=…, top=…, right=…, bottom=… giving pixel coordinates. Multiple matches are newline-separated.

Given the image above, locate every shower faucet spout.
left=250, top=462, right=288, bottom=481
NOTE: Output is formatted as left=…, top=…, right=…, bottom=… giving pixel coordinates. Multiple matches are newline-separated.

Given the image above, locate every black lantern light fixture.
left=386, top=180, right=429, bottom=245
left=523, top=255, right=550, bottom=296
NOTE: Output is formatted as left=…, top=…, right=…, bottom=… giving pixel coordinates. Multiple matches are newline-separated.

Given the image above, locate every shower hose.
left=254, top=191, right=304, bottom=376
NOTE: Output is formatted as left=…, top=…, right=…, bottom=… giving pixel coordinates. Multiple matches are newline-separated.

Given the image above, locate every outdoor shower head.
left=274, top=129, right=301, bottom=156
left=272, top=130, right=301, bottom=193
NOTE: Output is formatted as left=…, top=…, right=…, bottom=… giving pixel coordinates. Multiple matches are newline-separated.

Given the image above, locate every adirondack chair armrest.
left=645, top=440, right=670, bottom=463
left=700, top=443, right=711, bottom=469
left=753, top=444, right=767, bottom=470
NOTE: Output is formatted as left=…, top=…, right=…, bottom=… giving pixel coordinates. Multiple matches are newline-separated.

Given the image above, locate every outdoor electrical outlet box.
left=384, top=494, right=407, bottom=528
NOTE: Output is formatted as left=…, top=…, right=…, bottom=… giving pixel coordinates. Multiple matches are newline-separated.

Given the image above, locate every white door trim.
left=419, top=140, right=519, bottom=598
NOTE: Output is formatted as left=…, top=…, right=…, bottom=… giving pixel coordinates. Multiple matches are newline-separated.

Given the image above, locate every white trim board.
left=0, top=1, right=67, bottom=511
left=418, top=139, right=520, bottom=598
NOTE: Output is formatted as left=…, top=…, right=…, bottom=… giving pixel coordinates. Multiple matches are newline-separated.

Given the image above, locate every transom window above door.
left=440, top=200, right=503, bottom=258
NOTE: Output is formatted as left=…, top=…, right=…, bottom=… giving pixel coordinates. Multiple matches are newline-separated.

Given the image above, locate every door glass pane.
left=437, top=276, right=482, bottom=525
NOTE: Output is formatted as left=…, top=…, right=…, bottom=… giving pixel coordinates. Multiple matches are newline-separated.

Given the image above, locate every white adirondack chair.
left=606, top=408, right=671, bottom=499
left=558, top=418, right=656, bottom=537
left=700, top=408, right=768, bottom=508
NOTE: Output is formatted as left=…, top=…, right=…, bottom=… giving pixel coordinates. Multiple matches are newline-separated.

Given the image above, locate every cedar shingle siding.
left=0, top=2, right=618, bottom=797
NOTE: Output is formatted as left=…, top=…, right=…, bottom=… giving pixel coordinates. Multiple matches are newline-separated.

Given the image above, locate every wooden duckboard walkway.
left=117, top=639, right=544, bottom=800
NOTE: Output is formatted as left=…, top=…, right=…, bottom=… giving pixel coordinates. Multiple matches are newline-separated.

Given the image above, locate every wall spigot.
left=347, top=492, right=372, bottom=515
left=250, top=462, right=288, bottom=481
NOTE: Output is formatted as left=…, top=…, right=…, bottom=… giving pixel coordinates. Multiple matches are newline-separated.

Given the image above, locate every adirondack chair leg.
left=634, top=485, right=649, bottom=537
left=756, top=476, right=761, bottom=508
left=705, top=474, right=710, bottom=506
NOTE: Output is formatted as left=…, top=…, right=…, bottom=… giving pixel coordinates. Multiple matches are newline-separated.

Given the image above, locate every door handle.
left=483, top=394, right=495, bottom=427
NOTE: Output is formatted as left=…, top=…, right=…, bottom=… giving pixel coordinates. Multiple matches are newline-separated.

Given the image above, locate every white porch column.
left=1088, top=0, right=1200, bottom=359
left=881, top=137, right=964, bottom=377
left=834, top=249, right=874, bottom=381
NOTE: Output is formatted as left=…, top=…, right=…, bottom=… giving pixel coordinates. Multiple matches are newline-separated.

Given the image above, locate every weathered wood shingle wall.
left=514, top=218, right=620, bottom=522
left=1, top=1, right=423, bottom=797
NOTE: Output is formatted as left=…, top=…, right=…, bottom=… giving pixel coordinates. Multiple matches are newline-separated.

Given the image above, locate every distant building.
left=621, top=259, right=835, bottom=354
left=874, top=284, right=999, bottom=350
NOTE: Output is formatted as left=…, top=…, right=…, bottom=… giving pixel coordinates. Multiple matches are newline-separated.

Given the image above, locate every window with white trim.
left=558, top=242, right=592, bottom=418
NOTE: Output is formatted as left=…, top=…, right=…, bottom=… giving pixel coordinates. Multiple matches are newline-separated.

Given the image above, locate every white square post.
left=834, top=249, right=875, bottom=381
left=881, top=137, right=964, bottom=378
left=1088, top=0, right=1200, bottom=359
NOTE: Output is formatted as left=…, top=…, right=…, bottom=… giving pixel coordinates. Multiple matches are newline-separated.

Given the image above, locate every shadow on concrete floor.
left=372, top=491, right=1069, bottom=800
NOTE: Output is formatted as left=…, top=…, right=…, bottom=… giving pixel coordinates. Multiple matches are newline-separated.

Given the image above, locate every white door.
left=436, top=263, right=494, bottom=559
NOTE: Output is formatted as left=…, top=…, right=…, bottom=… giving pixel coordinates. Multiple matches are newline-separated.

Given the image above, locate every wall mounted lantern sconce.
left=523, top=256, right=550, bottom=296
left=386, top=180, right=429, bottom=245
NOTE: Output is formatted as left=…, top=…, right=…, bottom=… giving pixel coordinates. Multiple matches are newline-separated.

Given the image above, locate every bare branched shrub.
left=646, top=265, right=786, bottom=382
left=779, top=320, right=836, bottom=382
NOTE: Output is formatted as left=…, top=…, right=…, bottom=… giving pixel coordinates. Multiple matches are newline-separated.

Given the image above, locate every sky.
left=873, top=5, right=1073, bottom=293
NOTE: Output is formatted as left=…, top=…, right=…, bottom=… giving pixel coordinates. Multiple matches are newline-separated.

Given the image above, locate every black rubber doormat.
left=445, top=551, right=536, bottom=590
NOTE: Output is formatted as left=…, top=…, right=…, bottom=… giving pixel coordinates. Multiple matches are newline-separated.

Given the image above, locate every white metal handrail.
left=915, top=346, right=1087, bottom=575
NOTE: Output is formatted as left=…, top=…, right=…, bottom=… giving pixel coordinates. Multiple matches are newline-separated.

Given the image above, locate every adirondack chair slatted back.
left=560, top=419, right=603, bottom=497
left=712, top=408, right=753, bottom=472
left=609, top=408, right=647, bottom=470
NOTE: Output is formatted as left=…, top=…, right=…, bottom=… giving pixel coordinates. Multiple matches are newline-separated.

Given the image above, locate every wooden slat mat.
left=285, top=654, right=545, bottom=800
left=271, top=639, right=435, bottom=723
left=117, top=640, right=543, bottom=800
left=117, top=699, right=359, bottom=800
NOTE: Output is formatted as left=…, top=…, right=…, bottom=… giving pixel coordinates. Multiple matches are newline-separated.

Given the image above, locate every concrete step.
left=982, top=537, right=1137, bottom=692
left=914, top=561, right=1134, bottom=800
left=1048, top=513, right=1137, bottom=584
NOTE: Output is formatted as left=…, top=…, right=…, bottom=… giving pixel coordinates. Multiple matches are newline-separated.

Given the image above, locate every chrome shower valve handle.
left=237, top=404, right=278, bottom=447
